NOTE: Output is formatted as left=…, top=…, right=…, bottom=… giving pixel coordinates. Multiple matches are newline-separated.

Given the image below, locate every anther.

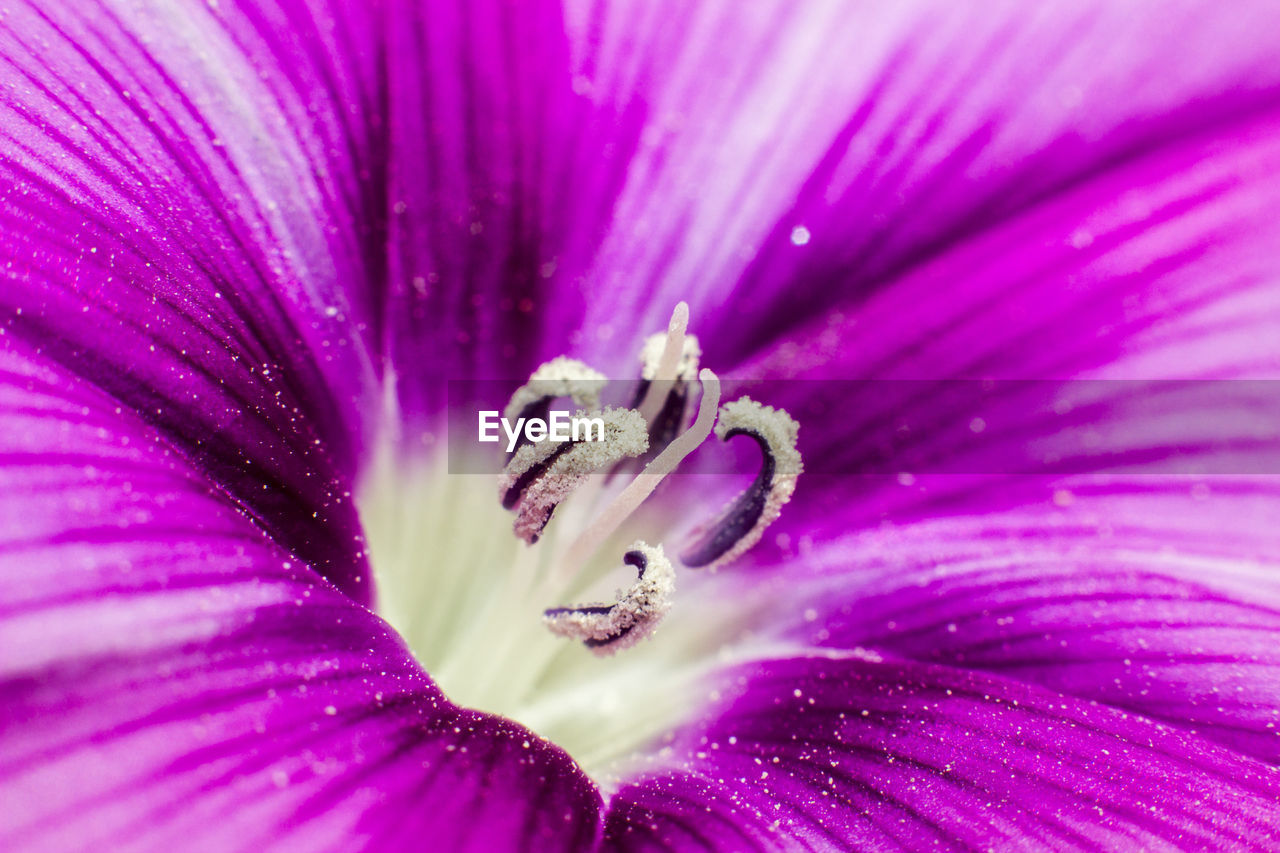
left=504, top=357, right=606, bottom=455
left=680, top=397, right=802, bottom=570
left=543, top=541, right=674, bottom=655
left=633, top=331, right=702, bottom=447
left=499, top=407, right=648, bottom=544
left=639, top=329, right=700, bottom=381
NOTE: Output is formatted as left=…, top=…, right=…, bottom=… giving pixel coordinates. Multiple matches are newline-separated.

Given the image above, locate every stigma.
left=495, top=303, right=801, bottom=656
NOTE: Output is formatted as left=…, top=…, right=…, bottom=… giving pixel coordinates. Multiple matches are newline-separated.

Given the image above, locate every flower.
left=3, top=0, right=1280, bottom=850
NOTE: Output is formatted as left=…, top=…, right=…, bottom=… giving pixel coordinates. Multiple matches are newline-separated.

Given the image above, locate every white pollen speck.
left=969, top=417, right=986, bottom=434
left=324, top=705, right=337, bottom=716
left=790, top=225, right=811, bottom=246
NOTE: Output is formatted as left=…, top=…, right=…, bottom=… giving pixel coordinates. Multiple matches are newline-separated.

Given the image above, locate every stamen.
left=633, top=331, right=702, bottom=447
left=680, top=397, right=802, bottom=570
left=639, top=329, right=700, bottom=382
left=635, top=302, right=691, bottom=426
left=498, top=407, right=648, bottom=544
left=479, top=302, right=803, bottom=662
left=543, top=541, right=674, bottom=655
left=504, top=357, right=606, bottom=455
left=557, top=368, right=722, bottom=579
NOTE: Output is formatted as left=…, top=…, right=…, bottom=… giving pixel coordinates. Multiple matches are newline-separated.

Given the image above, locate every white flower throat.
left=361, top=303, right=802, bottom=776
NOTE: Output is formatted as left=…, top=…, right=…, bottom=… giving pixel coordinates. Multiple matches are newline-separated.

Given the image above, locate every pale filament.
left=635, top=301, right=689, bottom=426
left=552, top=367, right=721, bottom=588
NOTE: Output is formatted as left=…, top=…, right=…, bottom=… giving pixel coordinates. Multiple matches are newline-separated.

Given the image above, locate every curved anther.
left=504, top=357, right=606, bottom=455
left=680, top=397, right=801, bottom=570
left=499, top=407, right=648, bottom=544
left=543, top=542, right=674, bottom=655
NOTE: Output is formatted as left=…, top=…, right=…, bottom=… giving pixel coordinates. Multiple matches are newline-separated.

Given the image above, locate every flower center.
left=359, top=304, right=801, bottom=779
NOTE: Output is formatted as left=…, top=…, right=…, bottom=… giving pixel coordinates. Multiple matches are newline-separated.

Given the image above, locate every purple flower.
left=3, top=0, right=1280, bottom=849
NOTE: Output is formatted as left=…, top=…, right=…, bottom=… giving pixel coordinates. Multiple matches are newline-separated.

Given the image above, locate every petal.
left=703, top=99, right=1280, bottom=540
left=0, top=0, right=384, bottom=596
left=553, top=0, right=1280, bottom=368
left=742, top=107, right=1280, bottom=385
left=604, top=655, right=1280, bottom=851
left=375, top=0, right=1280, bottom=408
left=764, top=482, right=1280, bottom=764
left=0, top=342, right=602, bottom=850
left=687, top=78, right=1280, bottom=763
left=534, top=3, right=1280, bottom=567
left=381, top=0, right=639, bottom=423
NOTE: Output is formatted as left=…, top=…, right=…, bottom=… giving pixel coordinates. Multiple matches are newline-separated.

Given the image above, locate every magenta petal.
left=0, top=344, right=601, bottom=850
left=689, top=87, right=1280, bottom=768
left=766, top=482, right=1280, bottom=764
left=706, top=101, right=1280, bottom=547
left=605, top=655, right=1280, bottom=851
left=742, top=107, right=1280, bottom=387
left=381, top=0, right=640, bottom=425
left=0, top=0, right=385, bottom=596
left=554, top=0, right=1280, bottom=369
